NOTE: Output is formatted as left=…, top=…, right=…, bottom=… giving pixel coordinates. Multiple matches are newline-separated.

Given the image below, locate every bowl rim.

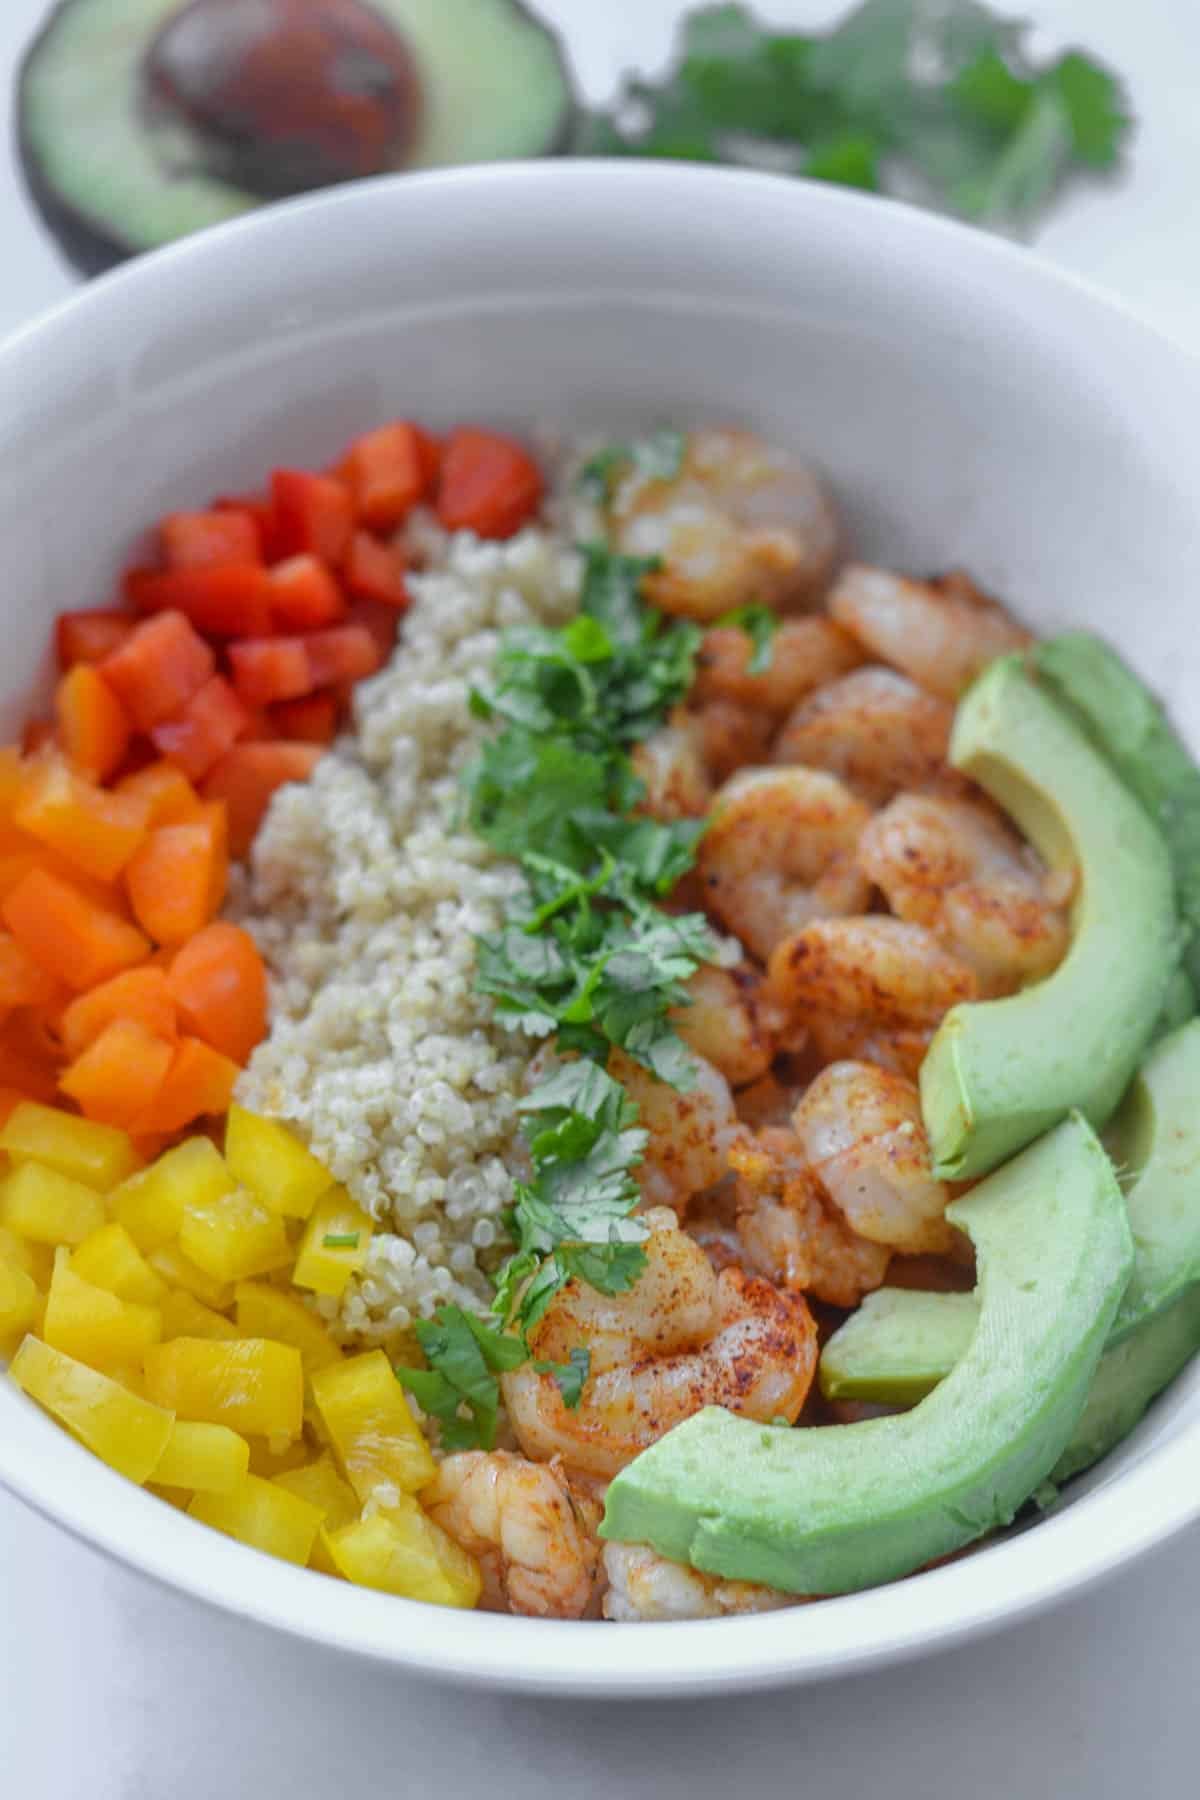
left=3, top=158, right=1200, bottom=1696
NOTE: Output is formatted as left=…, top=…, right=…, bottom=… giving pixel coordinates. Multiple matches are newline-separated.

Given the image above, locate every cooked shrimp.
left=611, top=428, right=839, bottom=620
left=791, top=1061, right=954, bottom=1254
left=602, top=1541, right=799, bottom=1621
left=805, top=1010, right=932, bottom=1082
left=766, top=916, right=977, bottom=1031
left=670, top=962, right=776, bottom=1089
left=857, top=791, right=1071, bottom=996
left=690, top=616, right=862, bottom=714
left=631, top=715, right=713, bottom=821
left=697, top=767, right=872, bottom=962
left=610, top=1048, right=744, bottom=1211
left=686, top=698, right=774, bottom=783
left=829, top=565, right=1030, bottom=701
left=502, top=1208, right=818, bottom=1478
left=424, top=1451, right=602, bottom=1619
left=732, top=1129, right=891, bottom=1307
left=772, top=665, right=953, bottom=805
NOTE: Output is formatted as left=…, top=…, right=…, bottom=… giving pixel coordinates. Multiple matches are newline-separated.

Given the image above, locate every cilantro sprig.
left=573, top=1, right=1131, bottom=234
left=576, top=430, right=686, bottom=504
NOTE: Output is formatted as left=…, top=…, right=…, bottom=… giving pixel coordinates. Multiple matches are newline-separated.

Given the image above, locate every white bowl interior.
left=2, top=163, right=1200, bottom=1694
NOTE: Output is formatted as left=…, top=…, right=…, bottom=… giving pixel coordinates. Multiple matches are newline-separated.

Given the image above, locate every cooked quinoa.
left=230, top=521, right=581, bottom=1337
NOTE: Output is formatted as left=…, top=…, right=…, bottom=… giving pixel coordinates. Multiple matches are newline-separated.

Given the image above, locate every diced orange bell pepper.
left=340, top=422, right=428, bottom=530
left=343, top=530, right=410, bottom=609
left=270, top=469, right=353, bottom=565
left=436, top=427, right=543, bottom=539
left=21, top=720, right=56, bottom=754
left=166, top=923, right=267, bottom=1064
left=266, top=554, right=346, bottom=630
left=59, top=965, right=178, bottom=1059
left=161, top=508, right=262, bottom=570
left=14, top=757, right=150, bottom=883
left=99, top=611, right=216, bottom=731
left=59, top=1017, right=174, bottom=1128
left=55, top=664, right=132, bottom=782
left=132, top=1035, right=239, bottom=1134
left=200, top=741, right=322, bottom=857
left=124, top=805, right=228, bottom=945
left=2, top=868, right=149, bottom=990
left=229, top=637, right=314, bottom=707
left=55, top=608, right=136, bottom=670
left=269, top=692, right=339, bottom=745
left=115, top=760, right=205, bottom=826
left=304, top=624, right=384, bottom=688
left=0, top=931, right=65, bottom=1011
left=150, top=677, right=249, bottom=781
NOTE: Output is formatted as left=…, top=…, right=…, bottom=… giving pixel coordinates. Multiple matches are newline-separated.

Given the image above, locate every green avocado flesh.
left=19, top=0, right=574, bottom=272
left=601, top=1116, right=1132, bottom=1594
left=1035, top=633, right=1200, bottom=990
left=919, top=657, right=1178, bottom=1181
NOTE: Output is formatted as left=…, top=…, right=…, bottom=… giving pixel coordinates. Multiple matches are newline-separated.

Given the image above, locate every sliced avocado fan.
left=19, top=0, right=575, bottom=273
left=601, top=1115, right=1131, bottom=1595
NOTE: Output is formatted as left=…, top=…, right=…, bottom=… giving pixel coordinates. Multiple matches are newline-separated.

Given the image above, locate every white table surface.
left=2, top=3, right=1199, bottom=1795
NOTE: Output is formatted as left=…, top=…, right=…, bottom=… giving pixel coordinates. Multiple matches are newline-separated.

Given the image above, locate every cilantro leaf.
left=577, top=431, right=686, bottom=504
left=533, top=1347, right=591, bottom=1409
left=714, top=603, right=780, bottom=674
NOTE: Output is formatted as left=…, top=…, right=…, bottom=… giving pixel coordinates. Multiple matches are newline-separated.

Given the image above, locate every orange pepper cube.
left=55, top=664, right=132, bottom=783
left=144, top=1336, right=304, bottom=1439
left=132, top=1036, right=239, bottom=1135
left=124, top=807, right=228, bottom=945
left=2, top=867, right=149, bottom=991
left=14, top=756, right=150, bottom=883
left=59, top=1017, right=174, bottom=1129
left=60, top=966, right=178, bottom=1061
left=310, top=1350, right=435, bottom=1500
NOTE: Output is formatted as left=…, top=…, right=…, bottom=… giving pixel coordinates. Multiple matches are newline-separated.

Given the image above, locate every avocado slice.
left=601, top=1114, right=1132, bottom=1594
left=1151, top=965, right=1197, bottom=1043
left=919, top=657, right=1178, bottom=1181
left=19, top=0, right=575, bottom=274
left=1034, top=632, right=1200, bottom=989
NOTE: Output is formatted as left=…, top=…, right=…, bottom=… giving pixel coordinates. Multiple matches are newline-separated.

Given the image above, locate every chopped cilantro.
left=576, top=430, right=686, bottom=504
left=322, top=1232, right=360, bottom=1249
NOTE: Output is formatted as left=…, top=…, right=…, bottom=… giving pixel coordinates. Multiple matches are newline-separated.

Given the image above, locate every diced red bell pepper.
left=345, top=598, right=399, bottom=667
left=214, top=492, right=278, bottom=559
left=303, top=625, right=384, bottom=688
left=55, top=608, right=136, bottom=670
left=201, top=741, right=323, bottom=856
left=343, top=531, right=409, bottom=610
left=21, top=720, right=56, bottom=755
left=269, top=692, right=339, bottom=744
left=161, top=509, right=262, bottom=570
left=229, top=638, right=314, bottom=707
left=124, top=565, right=275, bottom=638
left=151, top=677, right=250, bottom=781
left=99, top=611, right=215, bottom=731
left=270, top=470, right=353, bottom=565
left=339, top=422, right=429, bottom=531
left=267, top=554, right=346, bottom=630
left=436, top=428, right=543, bottom=540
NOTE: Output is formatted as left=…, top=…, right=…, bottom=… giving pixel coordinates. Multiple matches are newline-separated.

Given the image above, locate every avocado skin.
left=920, top=657, right=1178, bottom=1181
left=17, top=0, right=578, bottom=276
left=601, top=1116, right=1131, bottom=1595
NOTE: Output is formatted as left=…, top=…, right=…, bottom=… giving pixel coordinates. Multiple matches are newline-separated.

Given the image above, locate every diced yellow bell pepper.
left=0, top=1255, right=39, bottom=1337
left=71, top=1221, right=168, bottom=1305
left=0, top=1102, right=139, bottom=1190
left=310, top=1350, right=435, bottom=1500
left=43, top=1248, right=161, bottom=1371
left=111, top=1135, right=235, bottom=1253
left=323, top=1498, right=482, bottom=1608
left=144, top=1336, right=304, bottom=1439
left=151, top=1420, right=250, bottom=1493
left=234, top=1281, right=341, bottom=1376
left=272, top=1453, right=359, bottom=1573
left=150, top=1484, right=192, bottom=1511
left=291, top=1188, right=373, bottom=1299
left=189, top=1474, right=324, bottom=1565
left=0, top=1222, right=50, bottom=1283
left=178, top=1186, right=291, bottom=1285
left=0, top=1160, right=105, bottom=1245
left=147, top=1244, right=235, bottom=1311
left=224, top=1106, right=334, bottom=1221
left=246, top=1434, right=312, bottom=1477
left=9, top=1334, right=174, bottom=1483
left=160, top=1289, right=241, bottom=1341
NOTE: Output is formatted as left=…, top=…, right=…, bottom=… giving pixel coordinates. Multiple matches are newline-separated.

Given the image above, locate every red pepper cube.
left=99, top=611, right=216, bottom=732
left=267, top=554, right=346, bottom=630
left=55, top=609, right=136, bottom=670
left=161, top=509, right=262, bottom=570
left=270, top=692, right=340, bottom=745
left=123, top=565, right=275, bottom=638
left=343, top=532, right=409, bottom=610
left=270, top=470, right=353, bottom=565
left=202, top=742, right=323, bottom=857
left=436, top=428, right=544, bottom=540
left=340, top=422, right=428, bottom=531
left=151, top=676, right=250, bottom=782
left=214, top=493, right=278, bottom=560
left=229, top=638, right=314, bottom=707
left=303, top=625, right=384, bottom=689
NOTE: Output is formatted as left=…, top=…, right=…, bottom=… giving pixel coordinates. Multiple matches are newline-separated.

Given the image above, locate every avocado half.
left=19, top=0, right=576, bottom=274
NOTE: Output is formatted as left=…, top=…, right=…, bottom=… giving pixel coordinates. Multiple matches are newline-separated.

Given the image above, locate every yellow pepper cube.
left=178, top=1186, right=291, bottom=1285
left=43, top=1249, right=162, bottom=1371
left=273, top=1453, right=359, bottom=1574
left=151, top=1420, right=250, bottom=1494
left=0, top=1102, right=139, bottom=1190
left=310, top=1350, right=435, bottom=1500
left=189, top=1474, right=324, bottom=1566
left=224, top=1105, right=334, bottom=1221
left=234, top=1281, right=341, bottom=1376
left=0, top=1160, right=105, bottom=1246
left=144, top=1337, right=304, bottom=1439
left=323, top=1498, right=481, bottom=1608
left=147, top=1245, right=235, bottom=1311
left=246, top=1434, right=312, bottom=1477
left=0, top=1222, right=50, bottom=1282
left=160, top=1289, right=240, bottom=1341
left=0, top=1256, right=39, bottom=1337
left=291, top=1188, right=373, bottom=1299
left=111, top=1136, right=236, bottom=1253
left=71, top=1222, right=168, bottom=1305
left=9, top=1334, right=174, bottom=1483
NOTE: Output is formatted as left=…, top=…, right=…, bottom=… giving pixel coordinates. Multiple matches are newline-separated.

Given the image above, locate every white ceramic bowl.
left=2, top=162, right=1200, bottom=1697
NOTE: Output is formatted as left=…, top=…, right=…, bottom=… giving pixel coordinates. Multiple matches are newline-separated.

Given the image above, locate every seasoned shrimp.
left=610, top=1048, right=744, bottom=1211
left=857, top=791, right=1072, bottom=996
left=424, top=1451, right=603, bottom=1619
left=772, top=666, right=953, bottom=805
left=611, top=428, right=839, bottom=620
left=732, top=1129, right=891, bottom=1307
left=829, top=565, right=1030, bottom=701
left=602, top=1541, right=799, bottom=1621
left=686, top=698, right=774, bottom=784
left=631, top=714, right=713, bottom=821
left=766, top=916, right=977, bottom=1032
left=697, top=767, right=872, bottom=962
left=690, top=616, right=862, bottom=714
left=670, top=962, right=776, bottom=1089
left=805, top=1010, right=932, bottom=1082
left=502, top=1207, right=818, bottom=1478
left=791, top=1061, right=954, bottom=1254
